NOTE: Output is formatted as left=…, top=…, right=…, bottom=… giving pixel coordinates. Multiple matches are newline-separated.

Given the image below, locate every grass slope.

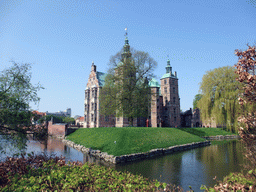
left=66, top=127, right=206, bottom=156
left=177, top=127, right=238, bottom=137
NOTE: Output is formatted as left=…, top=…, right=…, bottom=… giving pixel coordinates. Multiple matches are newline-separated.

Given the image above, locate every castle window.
left=91, top=103, right=94, bottom=110
left=165, top=97, right=167, bottom=105
left=157, top=106, right=159, bottom=109
left=84, top=115, right=87, bottom=122
left=94, top=103, right=97, bottom=110
left=84, top=104, right=87, bottom=111
left=174, top=108, right=176, bottom=114
left=174, top=116, right=176, bottom=122
left=172, top=79, right=174, bottom=84
left=95, top=116, right=97, bottom=122
left=173, top=97, right=176, bottom=104
left=173, top=87, right=175, bottom=93
left=164, top=87, right=167, bottom=93
left=149, top=116, right=151, bottom=119
left=92, top=90, right=94, bottom=97
left=91, top=114, right=94, bottom=122
left=164, top=79, right=166, bottom=85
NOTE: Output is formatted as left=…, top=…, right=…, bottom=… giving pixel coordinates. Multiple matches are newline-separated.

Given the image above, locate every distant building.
left=46, top=108, right=71, bottom=117
left=180, top=108, right=193, bottom=127
left=75, top=116, right=84, bottom=127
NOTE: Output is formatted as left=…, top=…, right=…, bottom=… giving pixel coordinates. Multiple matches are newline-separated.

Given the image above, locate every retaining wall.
left=61, top=139, right=211, bottom=164
left=202, top=135, right=240, bottom=140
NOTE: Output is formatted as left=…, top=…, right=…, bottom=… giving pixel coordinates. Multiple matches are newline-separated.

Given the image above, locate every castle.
left=83, top=35, right=184, bottom=128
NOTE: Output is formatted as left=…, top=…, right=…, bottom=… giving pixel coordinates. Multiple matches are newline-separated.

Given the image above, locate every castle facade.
left=84, top=37, right=181, bottom=128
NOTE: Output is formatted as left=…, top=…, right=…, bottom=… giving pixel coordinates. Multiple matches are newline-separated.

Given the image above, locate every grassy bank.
left=66, top=127, right=207, bottom=156
left=177, top=127, right=238, bottom=137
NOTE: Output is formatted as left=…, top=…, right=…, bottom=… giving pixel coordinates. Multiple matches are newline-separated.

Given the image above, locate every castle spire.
left=165, top=57, right=172, bottom=74
left=121, top=27, right=131, bottom=61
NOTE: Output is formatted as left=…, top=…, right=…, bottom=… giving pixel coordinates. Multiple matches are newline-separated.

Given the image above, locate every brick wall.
left=47, top=120, right=67, bottom=137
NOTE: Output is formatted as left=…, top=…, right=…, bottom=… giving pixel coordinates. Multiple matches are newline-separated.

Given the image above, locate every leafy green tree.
left=0, top=61, right=44, bottom=134
left=100, top=47, right=157, bottom=126
left=63, top=117, right=75, bottom=125
left=193, top=94, right=202, bottom=109
left=197, top=66, right=253, bottom=133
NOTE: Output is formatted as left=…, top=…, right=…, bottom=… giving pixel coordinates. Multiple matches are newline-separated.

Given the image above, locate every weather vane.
left=124, top=27, right=128, bottom=37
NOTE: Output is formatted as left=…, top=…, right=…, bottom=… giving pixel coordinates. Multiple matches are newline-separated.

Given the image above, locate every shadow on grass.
left=177, top=128, right=206, bottom=137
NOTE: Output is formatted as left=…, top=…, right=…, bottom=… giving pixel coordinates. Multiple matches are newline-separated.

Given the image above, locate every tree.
left=63, top=116, right=75, bottom=125
left=234, top=44, right=256, bottom=172
left=100, top=47, right=157, bottom=126
left=193, top=94, right=202, bottom=109
left=197, top=66, right=248, bottom=133
left=0, top=61, right=44, bottom=134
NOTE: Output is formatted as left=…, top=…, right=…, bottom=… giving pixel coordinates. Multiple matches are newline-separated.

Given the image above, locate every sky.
left=0, top=0, right=256, bottom=117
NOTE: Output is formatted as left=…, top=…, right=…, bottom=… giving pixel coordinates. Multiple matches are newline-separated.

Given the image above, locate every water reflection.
left=0, top=135, right=246, bottom=191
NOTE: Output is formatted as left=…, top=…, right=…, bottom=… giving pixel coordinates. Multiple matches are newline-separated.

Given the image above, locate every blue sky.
left=0, top=0, right=256, bottom=117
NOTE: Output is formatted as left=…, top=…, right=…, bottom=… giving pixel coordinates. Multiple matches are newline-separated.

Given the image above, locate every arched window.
left=173, top=87, right=175, bottom=93
left=164, top=79, right=167, bottom=85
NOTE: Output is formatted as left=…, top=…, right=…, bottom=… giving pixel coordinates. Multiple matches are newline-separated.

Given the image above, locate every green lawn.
left=66, top=127, right=206, bottom=156
left=177, top=127, right=237, bottom=137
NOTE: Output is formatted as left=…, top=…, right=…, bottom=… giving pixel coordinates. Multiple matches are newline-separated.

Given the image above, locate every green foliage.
left=201, top=169, right=256, bottom=191
left=63, top=116, right=75, bottom=124
left=193, top=94, right=202, bottom=109
left=0, top=61, right=44, bottom=132
left=100, top=47, right=157, bottom=125
left=38, top=115, right=65, bottom=124
left=197, top=66, right=255, bottom=133
left=2, top=153, right=173, bottom=191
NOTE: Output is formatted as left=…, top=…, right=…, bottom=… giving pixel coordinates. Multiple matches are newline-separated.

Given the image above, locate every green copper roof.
left=149, top=78, right=160, bottom=87
left=161, top=73, right=177, bottom=79
left=96, top=72, right=107, bottom=86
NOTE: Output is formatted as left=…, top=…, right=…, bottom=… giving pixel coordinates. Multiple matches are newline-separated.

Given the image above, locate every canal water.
left=0, top=134, right=246, bottom=191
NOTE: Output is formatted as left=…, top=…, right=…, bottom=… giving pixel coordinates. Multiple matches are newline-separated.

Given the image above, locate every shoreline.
left=52, top=135, right=210, bottom=164
left=48, top=134, right=239, bottom=164
left=48, top=135, right=240, bottom=164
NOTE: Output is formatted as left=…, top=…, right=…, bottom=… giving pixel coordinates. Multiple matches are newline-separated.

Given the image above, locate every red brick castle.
left=84, top=36, right=181, bottom=128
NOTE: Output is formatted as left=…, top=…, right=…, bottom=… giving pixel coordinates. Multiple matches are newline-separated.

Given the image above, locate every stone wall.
left=202, top=135, right=241, bottom=140
left=61, top=138, right=211, bottom=164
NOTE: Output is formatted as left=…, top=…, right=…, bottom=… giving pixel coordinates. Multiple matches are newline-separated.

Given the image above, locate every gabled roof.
left=97, top=72, right=107, bottom=86
left=32, top=111, right=46, bottom=116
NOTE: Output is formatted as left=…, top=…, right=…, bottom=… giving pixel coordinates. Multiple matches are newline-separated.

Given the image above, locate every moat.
left=0, top=134, right=246, bottom=191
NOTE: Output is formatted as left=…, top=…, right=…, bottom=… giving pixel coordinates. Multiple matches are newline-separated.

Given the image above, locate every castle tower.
left=149, top=78, right=161, bottom=127
left=115, top=31, right=133, bottom=127
left=160, top=59, right=180, bottom=127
